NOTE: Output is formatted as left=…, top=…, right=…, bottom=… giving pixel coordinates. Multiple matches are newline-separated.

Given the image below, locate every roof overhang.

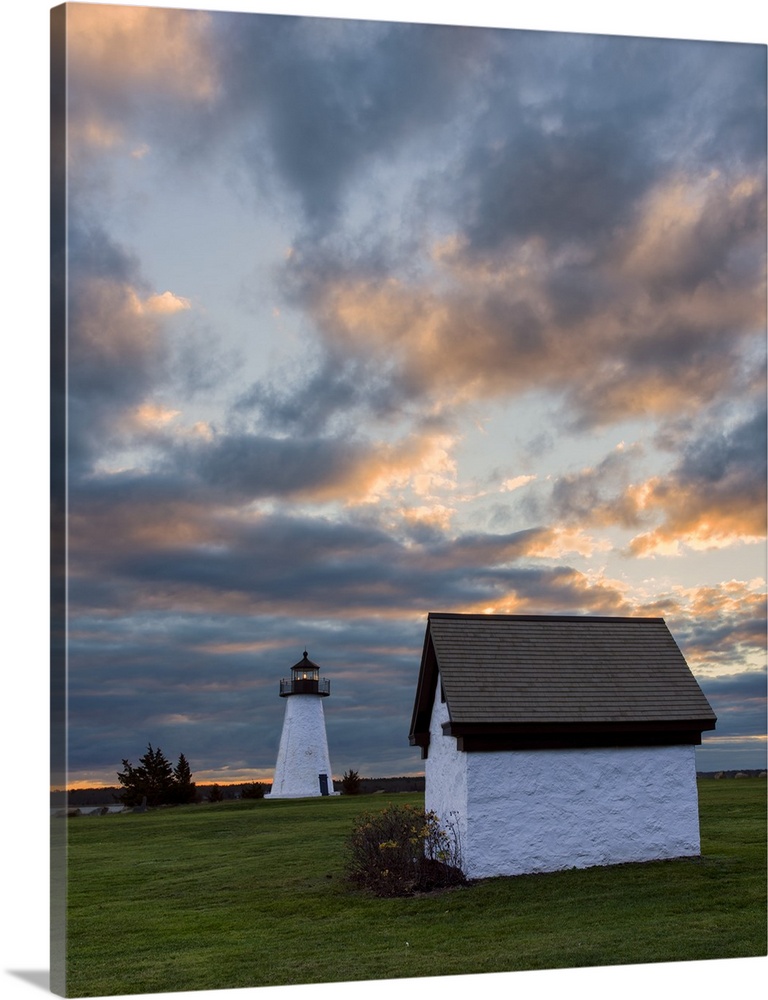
left=442, top=718, right=716, bottom=752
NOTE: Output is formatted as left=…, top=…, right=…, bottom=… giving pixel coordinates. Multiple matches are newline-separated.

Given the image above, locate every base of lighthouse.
left=266, top=694, right=338, bottom=798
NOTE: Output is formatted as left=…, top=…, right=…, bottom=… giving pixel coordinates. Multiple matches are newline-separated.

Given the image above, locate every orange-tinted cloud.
left=637, top=579, right=767, bottom=674
left=67, top=496, right=225, bottom=575
left=628, top=408, right=767, bottom=556
left=620, top=172, right=764, bottom=294
left=74, top=276, right=167, bottom=369
left=628, top=476, right=767, bottom=556
left=67, top=4, right=218, bottom=101
left=304, top=168, right=765, bottom=429
left=64, top=4, right=219, bottom=171
left=541, top=409, right=766, bottom=556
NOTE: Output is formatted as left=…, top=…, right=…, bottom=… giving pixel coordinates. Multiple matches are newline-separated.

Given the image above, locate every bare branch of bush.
left=347, top=804, right=466, bottom=896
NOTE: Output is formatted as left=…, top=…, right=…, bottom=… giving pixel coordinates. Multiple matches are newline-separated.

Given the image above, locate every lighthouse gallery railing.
left=279, top=677, right=331, bottom=696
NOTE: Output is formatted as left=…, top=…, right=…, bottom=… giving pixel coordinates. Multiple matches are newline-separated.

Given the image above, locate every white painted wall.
left=266, top=694, right=337, bottom=798
left=425, top=691, right=468, bottom=856
left=425, top=685, right=703, bottom=879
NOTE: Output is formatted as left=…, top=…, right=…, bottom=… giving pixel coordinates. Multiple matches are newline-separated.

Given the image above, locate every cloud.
left=142, top=291, right=191, bottom=315
left=63, top=3, right=220, bottom=193
left=628, top=406, right=767, bottom=555
left=66, top=10, right=766, bottom=450
left=259, top=27, right=765, bottom=436
left=697, top=671, right=767, bottom=739
left=65, top=226, right=172, bottom=472
left=67, top=464, right=628, bottom=623
left=620, top=172, right=765, bottom=295
left=288, top=163, right=764, bottom=435
left=537, top=406, right=766, bottom=556
left=501, top=475, right=537, bottom=493
left=67, top=4, right=218, bottom=102
left=452, top=32, right=766, bottom=253
left=64, top=213, right=236, bottom=481
left=522, top=527, right=611, bottom=560
left=213, top=15, right=487, bottom=228
left=235, top=351, right=418, bottom=437
left=57, top=11, right=767, bottom=784
left=547, top=443, right=648, bottom=529
left=132, top=403, right=181, bottom=430
left=637, top=579, right=767, bottom=673
left=170, top=424, right=458, bottom=506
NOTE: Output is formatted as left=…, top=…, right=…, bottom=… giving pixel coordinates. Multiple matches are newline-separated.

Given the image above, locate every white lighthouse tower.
left=266, top=651, right=337, bottom=798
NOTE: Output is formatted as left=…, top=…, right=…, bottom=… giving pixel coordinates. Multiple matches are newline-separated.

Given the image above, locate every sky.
left=1, top=4, right=766, bottom=1000
left=48, top=0, right=767, bottom=790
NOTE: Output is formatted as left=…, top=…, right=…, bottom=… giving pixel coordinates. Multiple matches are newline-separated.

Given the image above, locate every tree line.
left=115, top=744, right=270, bottom=806
left=117, top=744, right=197, bottom=806
left=59, top=748, right=428, bottom=809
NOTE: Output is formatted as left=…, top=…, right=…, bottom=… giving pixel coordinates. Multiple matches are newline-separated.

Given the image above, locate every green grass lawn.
left=61, top=779, right=766, bottom=997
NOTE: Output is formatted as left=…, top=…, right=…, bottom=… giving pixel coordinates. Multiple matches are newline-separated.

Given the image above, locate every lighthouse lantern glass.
left=294, top=665, right=318, bottom=682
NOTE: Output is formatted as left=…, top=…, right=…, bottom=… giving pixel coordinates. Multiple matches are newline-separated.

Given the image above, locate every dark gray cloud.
left=442, top=32, right=765, bottom=254
left=234, top=352, right=409, bottom=435
left=189, top=432, right=373, bottom=500
left=545, top=444, right=647, bottom=528
left=64, top=218, right=166, bottom=476
left=698, top=671, right=767, bottom=739
left=67, top=478, right=589, bottom=618
left=677, top=404, right=767, bottom=487
left=215, top=14, right=486, bottom=228
left=669, top=598, right=767, bottom=668
left=699, top=670, right=767, bottom=701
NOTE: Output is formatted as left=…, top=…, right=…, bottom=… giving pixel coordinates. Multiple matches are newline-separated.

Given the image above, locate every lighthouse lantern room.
left=266, top=652, right=337, bottom=798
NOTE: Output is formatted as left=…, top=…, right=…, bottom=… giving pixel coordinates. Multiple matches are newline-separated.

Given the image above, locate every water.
left=50, top=804, right=126, bottom=816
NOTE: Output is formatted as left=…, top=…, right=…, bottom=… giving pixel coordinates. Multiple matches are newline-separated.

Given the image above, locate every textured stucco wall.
left=425, top=685, right=702, bottom=879
left=425, top=691, right=468, bottom=855
left=266, top=695, right=336, bottom=798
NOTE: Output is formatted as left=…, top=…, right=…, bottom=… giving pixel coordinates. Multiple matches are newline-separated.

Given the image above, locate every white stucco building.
left=266, top=651, right=337, bottom=799
left=409, top=613, right=717, bottom=880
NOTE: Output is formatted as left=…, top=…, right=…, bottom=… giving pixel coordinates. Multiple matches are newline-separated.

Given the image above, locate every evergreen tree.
left=341, top=769, right=361, bottom=795
left=142, top=744, right=176, bottom=806
left=116, top=757, right=146, bottom=807
left=116, top=744, right=179, bottom=807
left=172, top=753, right=197, bottom=804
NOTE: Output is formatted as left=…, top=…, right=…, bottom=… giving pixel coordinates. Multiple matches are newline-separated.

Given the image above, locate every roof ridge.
left=427, top=612, right=665, bottom=623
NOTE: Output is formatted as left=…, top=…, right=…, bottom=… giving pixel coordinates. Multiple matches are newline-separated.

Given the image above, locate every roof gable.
left=409, top=613, right=716, bottom=756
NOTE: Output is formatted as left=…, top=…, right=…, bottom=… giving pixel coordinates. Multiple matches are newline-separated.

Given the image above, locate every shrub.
left=347, top=804, right=465, bottom=896
left=240, top=782, right=268, bottom=799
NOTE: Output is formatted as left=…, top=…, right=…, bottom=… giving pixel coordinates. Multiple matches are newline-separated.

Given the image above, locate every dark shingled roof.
left=409, top=613, right=716, bottom=756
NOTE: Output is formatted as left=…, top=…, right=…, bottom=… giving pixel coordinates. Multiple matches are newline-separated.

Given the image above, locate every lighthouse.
left=266, top=651, right=337, bottom=798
